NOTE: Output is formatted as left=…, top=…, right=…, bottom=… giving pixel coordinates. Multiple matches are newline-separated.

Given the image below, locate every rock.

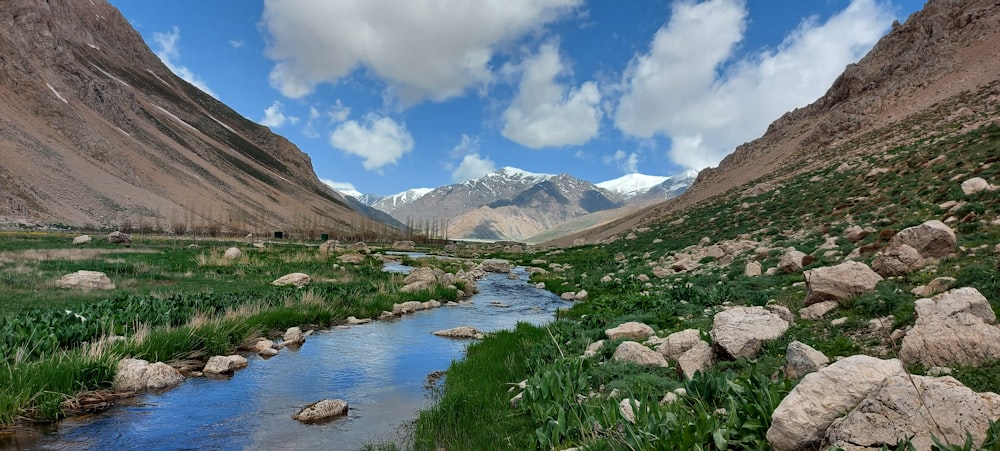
left=766, top=305, right=796, bottom=325
left=106, top=231, right=132, bottom=244
left=72, top=234, right=92, bottom=245
left=871, top=243, right=923, bottom=276
left=744, top=261, right=762, bottom=277
left=114, top=358, right=184, bottom=391
left=614, top=252, right=626, bottom=262
left=479, top=259, right=511, bottom=273
left=873, top=220, right=956, bottom=276
left=778, top=249, right=811, bottom=273
left=347, top=242, right=370, bottom=254
left=783, top=341, right=829, bottom=379
left=293, top=399, right=349, bottom=423
left=272, top=272, right=310, bottom=287
left=573, top=290, right=588, bottom=301
left=619, top=398, right=638, bottom=424
left=223, top=247, right=242, bottom=259
left=919, top=276, right=957, bottom=297
left=582, top=340, right=605, bottom=358
left=961, top=177, right=991, bottom=194
left=318, top=240, right=339, bottom=252
left=345, top=316, right=372, bottom=325
left=831, top=317, right=848, bottom=326
left=509, top=391, right=523, bottom=408
left=710, top=306, right=789, bottom=359
left=560, top=292, right=575, bottom=300
left=57, top=270, right=116, bottom=290
left=611, top=341, right=669, bottom=367
left=432, top=326, right=484, bottom=339
left=844, top=225, right=871, bottom=243
left=766, top=355, right=906, bottom=451
left=656, top=329, right=702, bottom=360
left=392, top=240, right=416, bottom=250
left=824, top=375, right=1000, bottom=451
left=337, top=253, right=365, bottom=264
left=800, top=300, right=839, bottom=320
left=676, top=340, right=714, bottom=378
left=203, top=355, right=249, bottom=374
left=251, top=339, right=278, bottom=357
left=899, top=287, right=1000, bottom=367
left=803, top=261, right=883, bottom=305
left=283, top=327, right=306, bottom=346
left=605, top=322, right=655, bottom=341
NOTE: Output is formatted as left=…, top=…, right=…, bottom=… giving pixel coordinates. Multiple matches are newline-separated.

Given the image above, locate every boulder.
left=767, top=355, right=906, bottom=451
left=676, top=340, right=714, bottom=378
left=337, top=253, right=365, bottom=264
left=803, top=261, right=883, bottom=305
left=582, top=340, right=605, bottom=358
left=106, top=231, right=132, bottom=244
left=619, top=399, right=638, bottom=424
left=915, top=276, right=956, bottom=297
left=57, top=270, right=115, bottom=290
left=347, top=242, right=370, bottom=254
left=479, top=259, right=511, bottom=273
left=656, top=329, right=702, bottom=360
left=611, top=341, right=668, bottom=367
left=401, top=280, right=434, bottom=293
left=345, top=316, right=372, bottom=325
left=961, top=177, right=991, bottom=195
left=744, top=261, right=762, bottom=277
left=293, top=399, right=349, bottom=423
left=871, top=243, right=923, bottom=276
left=392, top=240, right=416, bottom=250
left=318, top=240, right=339, bottom=252
left=605, top=322, right=655, bottom=341
left=223, top=247, right=242, bottom=260
left=432, top=326, right=484, bottom=339
left=573, top=290, right=588, bottom=301
left=783, top=341, right=829, bottom=379
left=844, top=225, right=872, bottom=243
left=272, top=272, right=310, bottom=287
left=873, top=220, right=955, bottom=276
left=72, top=234, right=92, bottom=245
left=825, top=375, right=1000, bottom=451
left=899, top=287, right=1000, bottom=367
left=114, top=358, right=184, bottom=391
left=766, top=305, right=796, bottom=325
left=251, top=338, right=279, bottom=357
left=777, top=249, right=811, bottom=273
left=710, top=306, right=789, bottom=359
left=203, top=355, right=249, bottom=374
left=403, top=267, right=438, bottom=285
left=283, top=327, right=306, bottom=346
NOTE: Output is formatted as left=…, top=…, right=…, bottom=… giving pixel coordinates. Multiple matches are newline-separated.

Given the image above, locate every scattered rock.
left=114, top=358, right=184, bottom=391
left=272, top=272, right=311, bottom=287
left=830, top=317, right=848, bottom=326
left=392, top=240, right=416, bottom=250
left=766, top=305, right=795, bottom=325
left=223, top=247, right=242, bottom=259
left=582, top=340, right=605, bottom=358
left=778, top=249, right=812, bottom=273
left=479, top=259, right=511, bottom=273
left=57, top=270, right=115, bottom=290
left=203, top=355, right=249, bottom=375
left=676, top=340, right=714, bottom=378
left=961, top=177, right=991, bottom=195
left=106, top=231, right=132, bottom=245
left=656, top=329, right=702, bottom=360
left=744, top=261, right=762, bottom=277
left=72, top=234, right=92, bottom=245
left=345, top=316, right=372, bottom=325
left=804, top=261, right=883, bottom=305
left=432, top=326, right=484, bottom=339
left=337, top=253, right=365, bottom=264
left=251, top=338, right=279, bottom=357
left=711, top=306, right=789, bottom=359
left=916, top=276, right=957, bottom=297
left=318, top=240, right=339, bottom=252
left=612, top=341, right=669, bottom=367
left=800, top=300, right=839, bottom=320
left=573, top=290, right=588, bottom=301
left=347, top=242, right=370, bottom=254
left=899, top=287, right=1000, bottom=367
left=844, top=225, right=872, bottom=243
left=619, top=398, right=638, bottom=423
left=283, top=327, right=306, bottom=346
left=766, top=355, right=906, bottom=451
left=606, top=322, right=655, bottom=341
left=293, top=399, right=349, bottom=423
left=783, top=341, right=829, bottom=379
left=872, top=220, right=956, bottom=276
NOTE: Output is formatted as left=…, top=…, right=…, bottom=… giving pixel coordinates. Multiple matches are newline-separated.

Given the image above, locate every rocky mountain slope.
left=549, top=0, right=1000, bottom=247
left=0, top=0, right=380, bottom=236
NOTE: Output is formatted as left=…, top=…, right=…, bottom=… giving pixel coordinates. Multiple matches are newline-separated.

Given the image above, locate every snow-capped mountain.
left=370, top=188, right=434, bottom=214
left=597, top=173, right=670, bottom=198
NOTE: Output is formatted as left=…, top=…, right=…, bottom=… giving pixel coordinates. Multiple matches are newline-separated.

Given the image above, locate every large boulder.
left=656, top=329, right=702, bottom=360
left=825, top=375, right=1000, bottom=451
left=223, top=247, right=242, bottom=259
left=605, top=322, right=655, bottom=341
left=106, top=231, right=132, bottom=245
left=403, top=267, right=439, bottom=285
left=803, top=261, right=883, bottom=305
left=676, top=340, right=714, bottom=378
left=392, top=240, right=416, bottom=250
left=72, top=234, right=92, bottom=245
left=872, top=220, right=955, bottom=276
left=432, top=326, right=484, bottom=339
left=293, top=399, right=349, bottom=423
left=961, top=177, right=991, bottom=195
left=899, top=287, right=1000, bottom=367
left=114, top=358, right=184, bottom=391
left=783, top=341, right=829, bottom=380
left=318, top=239, right=339, bottom=253
left=203, top=355, right=249, bottom=374
left=272, top=272, right=311, bottom=287
left=710, top=306, right=789, bottom=359
left=479, top=259, right=511, bottom=273
left=57, top=270, right=115, bottom=290
left=611, top=341, right=669, bottom=368
left=283, top=327, right=306, bottom=346
left=767, top=355, right=906, bottom=451
left=777, top=248, right=812, bottom=273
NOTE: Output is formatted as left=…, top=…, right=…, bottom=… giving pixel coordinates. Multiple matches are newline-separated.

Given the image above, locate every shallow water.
left=5, top=266, right=564, bottom=451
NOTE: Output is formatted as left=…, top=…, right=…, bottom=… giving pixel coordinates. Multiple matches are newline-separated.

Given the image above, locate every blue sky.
left=109, top=0, right=924, bottom=197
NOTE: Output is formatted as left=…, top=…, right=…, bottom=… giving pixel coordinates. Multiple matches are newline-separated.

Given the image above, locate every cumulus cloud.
left=603, top=150, right=639, bottom=174
left=614, top=0, right=893, bottom=170
left=261, top=0, right=581, bottom=104
left=329, top=114, right=414, bottom=171
left=502, top=42, right=602, bottom=148
left=151, top=26, right=218, bottom=98
left=259, top=101, right=299, bottom=128
left=448, top=135, right=496, bottom=182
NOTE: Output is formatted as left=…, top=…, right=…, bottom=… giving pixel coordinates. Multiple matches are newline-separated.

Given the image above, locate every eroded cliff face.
left=548, top=0, right=1000, bottom=247
left=0, top=0, right=367, bottom=233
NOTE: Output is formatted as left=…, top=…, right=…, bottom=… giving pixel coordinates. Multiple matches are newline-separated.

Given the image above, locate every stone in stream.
left=432, top=326, right=484, bottom=339
left=292, top=399, right=349, bottom=423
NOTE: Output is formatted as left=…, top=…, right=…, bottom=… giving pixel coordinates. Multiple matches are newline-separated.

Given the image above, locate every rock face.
left=612, top=341, right=669, bottom=367
left=203, top=355, right=249, bottom=374
left=605, top=322, right=655, bottom=341
left=432, top=326, right=484, bottom=339
left=899, top=287, right=1000, bottom=367
left=57, top=270, right=115, bottom=290
left=114, top=358, right=184, bottom=391
left=223, top=247, right=242, bottom=259
left=803, top=261, right=883, bottom=305
left=656, top=329, right=702, bottom=360
left=676, top=340, right=714, bottom=378
left=825, top=375, right=1000, bottom=451
left=272, top=272, right=311, bottom=287
left=767, top=355, right=906, bottom=451
left=293, top=399, right=349, bottom=423
left=783, top=341, right=829, bottom=379
left=873, top=220, right=956, bottom=276
left=72, top=235, right=92, bottom=245
left=710, top=307, right=789, bottom=359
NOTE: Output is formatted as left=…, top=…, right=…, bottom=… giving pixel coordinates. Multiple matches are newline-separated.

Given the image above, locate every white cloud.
left=603, top=150, right=639, bottom=173
left=261, top=0, right=581, bottom=104
left=502, top=42, right=602, bottom=148
left=328, top=99, right=351, bottom=123
left=329, top=114, right=414, bottom=171
left=259, top=101, right=299, bottom=128
left=303, top=106, right=321, bottom=138
left=320, top=178, right=362, bottom=198
left=228, top=39, right=245, bottom=49
left=452, top=153, right=497, bottom=183
left=151, top=26, right=218, bottom=98
left=614, top=0, right=893, bottom=170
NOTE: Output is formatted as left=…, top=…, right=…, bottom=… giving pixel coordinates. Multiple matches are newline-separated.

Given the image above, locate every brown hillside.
left=547, top=0, right=1000, bottom=247
left=0, top=0, right=373, bottom=236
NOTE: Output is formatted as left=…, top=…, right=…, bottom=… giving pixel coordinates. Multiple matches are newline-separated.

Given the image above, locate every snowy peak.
left=479, top=166, right=554, bottom=183
left=597, top=174, right=670, bottom=198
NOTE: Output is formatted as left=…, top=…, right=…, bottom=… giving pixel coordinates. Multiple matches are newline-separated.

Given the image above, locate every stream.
left=6, top=261, right=567, bottom=450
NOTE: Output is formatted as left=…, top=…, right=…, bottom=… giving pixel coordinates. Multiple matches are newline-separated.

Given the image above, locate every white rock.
left=612, top=341, right=669, bottom=367
left=271, top=272, right=310, bottom=287
left=605, top=322, right=655, bottom=341
left=57, top=270, right=115, bottom=290
left=710, top=306, right=789, bottom=359
left=293, top=399, right=349, bottom=423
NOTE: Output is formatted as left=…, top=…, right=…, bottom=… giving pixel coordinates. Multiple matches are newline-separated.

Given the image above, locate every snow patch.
left=597, top=173, right=668, bottom=197
left=86, top=42, right=100, bottom=51
left=46, top=83, right=68, bottom=104
left=145, top=69, right=172, bottom=88
left=154, top=105, right=196, bottom=131
left=115, top=127, right=130, bottom=137
left=90, top=63, right=130, bottom=87
left=209, top=115, right=235, bottom=133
